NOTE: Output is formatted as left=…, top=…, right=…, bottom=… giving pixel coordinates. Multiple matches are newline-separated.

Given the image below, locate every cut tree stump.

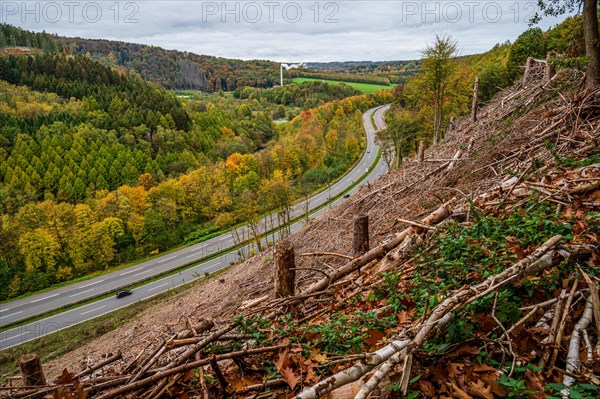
left=545, top=52, right=556, bottom=82
left=352, top=215, right=369, bottom=256
left=19, top=354, right=46, bottom=386
left=471, top=77, right=480, bottom=123
left=417, top=141, right=425, bottom=163
left=274, top=240, right=295, bottom=298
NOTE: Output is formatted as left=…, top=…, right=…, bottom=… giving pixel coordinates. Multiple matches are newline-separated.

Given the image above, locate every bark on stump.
left=352, top=215, right=369, bottom=256
left=417, top=141, right=425, bottom=163
left=471, top=77, right=480, bottom=123
left=274, top=240, right=295, bottom=298
left=19, top=354, right=46, bottom=386
left=545, top=52, right=556, bottom=82
left=523, top=57, right=535, bottom=83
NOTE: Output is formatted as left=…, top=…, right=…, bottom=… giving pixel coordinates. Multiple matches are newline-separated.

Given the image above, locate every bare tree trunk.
left=274, top=240, right=295, bottom=298
left=545, top=52, right=556, bottom=82
left=352, top=215, right=369, bottom=256
left=584, top=0, right=600, bottom=87
left=417, top=140, right=425, bottom=163
left=471, top=77, right=479, bottom=123
left=19, top=354, right=46, bottom=387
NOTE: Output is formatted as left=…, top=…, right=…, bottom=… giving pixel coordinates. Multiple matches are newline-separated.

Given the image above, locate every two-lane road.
left=0, top=104, right=390, bottom=350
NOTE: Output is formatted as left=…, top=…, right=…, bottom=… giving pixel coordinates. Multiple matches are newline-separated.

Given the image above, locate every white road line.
left=30, top=293, right=60, bottom=304
left=80, top=279, right=104, bottom=289
left=0, top=308, right=9, bottom=313
left=147, top=282, right=169, bottom=292
left=157, top=256, right=177, bottom=263
left=1, top=311, right=22, bottom=319
left=185, top=254, right=197, bottom=259
left=133, top=269, right=151, bottom=277
left=69, top=288, right=94, bottom=298
left=81, top=305, right=105, bottom=316
left=120, top=267, right=143, bottom=276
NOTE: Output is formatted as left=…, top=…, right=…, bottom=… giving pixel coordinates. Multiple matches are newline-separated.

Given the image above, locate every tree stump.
left=545, top=52, right=556, bottom=82
left=274, top=240, right=295, bottom=298
left=523, top=57, right=535, bottom=83
left=417, top=141, right=425, bottom=163
left=352, top=215, right=369, bottom=256
left=471, top=77, right=480, bottom=123
left=19, top=354, right=46, bottom=386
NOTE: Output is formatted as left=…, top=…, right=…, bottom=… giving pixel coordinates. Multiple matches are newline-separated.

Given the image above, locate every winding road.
left=0, top=104, right=390, bottom=350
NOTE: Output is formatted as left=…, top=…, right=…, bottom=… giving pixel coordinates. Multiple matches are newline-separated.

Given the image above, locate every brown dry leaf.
left=73, top=381, right=87, bottom=399
left=281, top=366, right=300, bottom=390
left=472, top=363, right=496, bottom=373
left=309, top=349, right=327, bottom=363
left=397, top=310, right=413, bottom=325
left=330, top=380, right=363, bottom=399
left=450, top=380, right=473, bottom=399
left=275, top=348, right=290, bottom=371
left=524, top=370, right=546, bottom=399
left=419, top=380, right=436, bottom=397
left=364, top=329, right=385, bottom=347
left=506, top=236, right=526, bottom=259
left=54, top=369, right=73, bottom=385
left=452, top=345, right=481, bottom=356
left=466, top=379, right=493, bottom=399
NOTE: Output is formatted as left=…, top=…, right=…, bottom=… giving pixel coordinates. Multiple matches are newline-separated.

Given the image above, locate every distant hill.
left=0, top=24, right=280, bottom=92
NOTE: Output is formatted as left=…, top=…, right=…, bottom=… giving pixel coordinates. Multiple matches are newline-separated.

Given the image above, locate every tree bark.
left=352, top=215, right=369, bottom=256
left=274, top=240, right=295, bottom=298
left=583, top=0, right=600, bottom=87
left=471, top=77, right=479, bottom=123
left=417, top=140, right=425, bottom=163
left=523, top=57, right=534, bottom=83
left=19, top=354, right=46, bottom=387
left=545, top=52, right=556, bottom=82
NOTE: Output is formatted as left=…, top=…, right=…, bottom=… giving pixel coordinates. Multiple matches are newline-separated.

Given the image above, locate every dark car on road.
left=116, top=290, right=133, bottom=298
left=343, top=193, right=351, bottom=199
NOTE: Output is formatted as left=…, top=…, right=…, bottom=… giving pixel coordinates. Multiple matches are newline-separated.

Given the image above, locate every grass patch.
left=292, top=77, right=397, bottom=93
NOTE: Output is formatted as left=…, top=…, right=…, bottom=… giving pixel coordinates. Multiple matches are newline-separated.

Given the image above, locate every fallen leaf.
left=466, top=379, right=493, bottom=399
left=55, top=369, right=73, bottom=385
left=281, top=366, right=300, bottom=390
left=450, top=380, right=473, bottom=399
left=524, top=369, right=546, bottom=399
left=419, top=380, right=436, bottom=397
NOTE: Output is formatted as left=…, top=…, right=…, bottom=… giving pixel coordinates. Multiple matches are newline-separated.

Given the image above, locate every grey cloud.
left=2, top=1, right=569, bottom=61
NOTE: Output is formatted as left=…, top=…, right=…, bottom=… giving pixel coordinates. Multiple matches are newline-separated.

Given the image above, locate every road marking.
left=133, top=269, right=151, bottom=277
left=80, top=279, right=104, bottom=289
left=30, top=293, right=60, bottom=304
left=1, top=311, right=22, bottom=319
left=81, top=305, right=105, bottom=316
left=0, top=308, right=10, bottom=313
left=185, top=254, right=197, bottom=259
left=147, top=282, right=169, bottom=292
left=157, top=256, right=176, bottom=263
left=120, top=267, right=143, bottom=276
left=69, top=288, right=94, bottom=298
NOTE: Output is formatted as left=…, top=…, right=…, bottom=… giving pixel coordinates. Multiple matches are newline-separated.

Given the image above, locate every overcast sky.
left=2, top=1, right=570, bottom=62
